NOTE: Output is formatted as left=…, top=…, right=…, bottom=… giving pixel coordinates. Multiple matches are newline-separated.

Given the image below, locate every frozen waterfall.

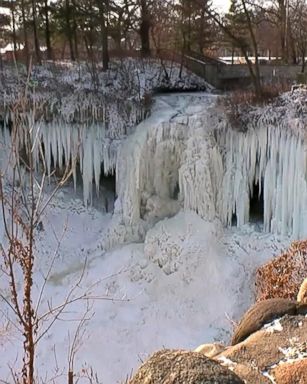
left=2, top=91, right=307, bottom=241
left=113, top=92, right=307, bottom=243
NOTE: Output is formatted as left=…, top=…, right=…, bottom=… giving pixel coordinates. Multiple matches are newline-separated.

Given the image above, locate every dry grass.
left=255, top=240, right=307, bottom=301
left=227, top=81, right=291, bottom=107
left=218, top=81, right=291, bottom=131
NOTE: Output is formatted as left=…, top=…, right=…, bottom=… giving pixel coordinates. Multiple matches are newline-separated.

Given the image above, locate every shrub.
left=255, top=240, right=307, bottom=301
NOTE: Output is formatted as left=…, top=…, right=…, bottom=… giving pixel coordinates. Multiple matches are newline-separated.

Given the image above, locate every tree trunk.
left=31, top=0, right=41, bottom=64
left=71, top=0, right=79, bottom=60
left=44, top=0, right=52, bottom=60
left=187, top=2, right=192, bottom=52
left=65, top=0, right=75, bottom=61
left=289, top=31, right=297, bottom=64
left=99, top=1, right=109, bottom=71
left=21, top=0, right=30, bottom=68
left=140, top=0, right=150, bottom=56
left=279, top=0, right=288, bottom=63
left=11, top=3, right=17, bottom=54
left=301, top=48, right=306, bottom=73
left=197, top=9, right=205, bottom=55
left=241, top=0, right=262, bottom=98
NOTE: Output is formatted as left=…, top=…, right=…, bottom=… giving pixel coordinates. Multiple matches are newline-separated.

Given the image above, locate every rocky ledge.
left=128, top=313, right=307, bottom=384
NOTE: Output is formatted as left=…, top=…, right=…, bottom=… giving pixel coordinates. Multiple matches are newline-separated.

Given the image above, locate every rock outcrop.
left=129, top=281, right=307, bottom=384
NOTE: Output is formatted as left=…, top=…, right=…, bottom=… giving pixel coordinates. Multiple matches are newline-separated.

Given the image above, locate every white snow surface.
left=1, top=91, right=305, bottom=382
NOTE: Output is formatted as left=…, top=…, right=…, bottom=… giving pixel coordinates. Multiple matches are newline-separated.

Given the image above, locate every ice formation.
left=31, top=122, right=120, bottom=205
left=111, top=91, right=307, bottom=246
left=0, top=119, right=120, bottom=205
left=0, top=60, right=208, bottom=205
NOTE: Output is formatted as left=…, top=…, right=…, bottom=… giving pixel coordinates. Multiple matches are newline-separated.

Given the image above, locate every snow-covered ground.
left=0, top=91, right=296, bottom=383
left=0, top=189, right=289, bottom=383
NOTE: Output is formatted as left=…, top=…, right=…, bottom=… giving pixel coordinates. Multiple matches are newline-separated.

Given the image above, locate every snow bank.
left=144, top=212, right=224, bottom=277
left=0, top=193, right=288, bottom=383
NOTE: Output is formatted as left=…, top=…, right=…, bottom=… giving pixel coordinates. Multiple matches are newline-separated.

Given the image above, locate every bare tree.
left=206, top=0, right=263, bottom=98
left=0, top=84, right=74, bottom=382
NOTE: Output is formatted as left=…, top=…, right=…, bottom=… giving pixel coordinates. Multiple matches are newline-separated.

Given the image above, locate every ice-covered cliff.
left=2, top=89, right=307, bottom=243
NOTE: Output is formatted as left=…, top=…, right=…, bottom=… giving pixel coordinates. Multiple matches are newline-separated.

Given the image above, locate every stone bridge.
left=184, top=52, right=300, bottom=90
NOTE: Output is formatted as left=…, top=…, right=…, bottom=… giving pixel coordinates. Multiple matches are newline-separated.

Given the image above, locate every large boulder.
left=231, top=298, right=306, bottom=345
left=194, top=343, right=226, bottom=357
left=128, top=349, right=244, bottom=384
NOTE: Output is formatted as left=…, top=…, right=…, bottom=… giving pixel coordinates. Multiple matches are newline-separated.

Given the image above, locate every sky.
left=0, top=1, right=231, bottom=16
left=214, top=0, right=231, bottom=12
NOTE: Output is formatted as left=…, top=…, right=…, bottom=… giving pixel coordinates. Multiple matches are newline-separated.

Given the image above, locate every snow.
left=262, top=370, right=277, bottom=384
left=218, top=356, right=237, bottom=370
left=262, top=338, right=307, bottom=381
left=0, top=191, right=288, bottom=383
left=3, top=88, right=307, bottom=382
left=264, top=319, right=283, bottom=333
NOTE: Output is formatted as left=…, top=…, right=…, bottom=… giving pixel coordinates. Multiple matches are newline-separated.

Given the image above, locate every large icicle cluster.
left=217, top=123, right=307, bottom=237
left=0, top=118, right=120, bottom=205
left=108, top=90, right=307, bottom=248
left=32, top=121, right=120, bottom=204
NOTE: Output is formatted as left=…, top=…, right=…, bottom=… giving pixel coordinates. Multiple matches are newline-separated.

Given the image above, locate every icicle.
left=82, top=133, right=93, bottom=206
left=93, top=125, right=102, bottom=196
